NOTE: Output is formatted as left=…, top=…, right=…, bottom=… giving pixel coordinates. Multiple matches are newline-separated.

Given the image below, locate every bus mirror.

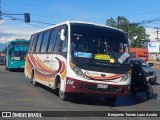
left=60, top=29, right=66, bottom=41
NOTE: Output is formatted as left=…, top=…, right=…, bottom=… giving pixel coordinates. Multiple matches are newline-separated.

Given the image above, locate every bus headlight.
left=120, top=72, right=131, bottom=82
left=70, top=63, right=84, bottom=77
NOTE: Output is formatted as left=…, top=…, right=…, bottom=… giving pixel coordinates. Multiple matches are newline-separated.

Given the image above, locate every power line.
left=3, top=14, right=55, bottom=26
left=15, top=18, right=44, bottom=29
left=136, top=17, right=160, bottom=25
left=127, top=9, right=160, bottom=18
left=2, top=15, right=44, bottom=29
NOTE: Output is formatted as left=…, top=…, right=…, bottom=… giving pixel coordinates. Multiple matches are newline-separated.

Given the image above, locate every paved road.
left=0, top=65, right=160, bottom=119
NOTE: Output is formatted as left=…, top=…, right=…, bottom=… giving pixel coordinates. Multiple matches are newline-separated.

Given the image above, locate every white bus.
left=25, top=21, right=131, bottom=105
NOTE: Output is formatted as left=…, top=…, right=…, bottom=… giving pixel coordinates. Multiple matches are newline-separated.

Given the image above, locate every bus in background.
left=130, top=48, right=149, bottom=62
left=25, top=21, right=131, bottom=105
left=6, top=39, right=30, bottom=70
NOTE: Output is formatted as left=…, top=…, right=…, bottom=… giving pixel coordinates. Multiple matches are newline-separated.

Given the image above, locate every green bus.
left=6, top=39, right=30, bottom=70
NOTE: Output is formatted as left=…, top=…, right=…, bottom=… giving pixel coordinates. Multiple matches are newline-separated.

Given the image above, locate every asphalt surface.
left=0, top=65, right=160, bottom=120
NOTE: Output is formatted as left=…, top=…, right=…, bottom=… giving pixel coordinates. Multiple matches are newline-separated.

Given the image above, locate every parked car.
left=0, top=56, right=6, bottom=65
left=131, top=58, right=157, bottom=84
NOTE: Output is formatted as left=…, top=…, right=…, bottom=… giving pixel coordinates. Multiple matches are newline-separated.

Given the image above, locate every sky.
left=1, top=0, right=160, bottom=44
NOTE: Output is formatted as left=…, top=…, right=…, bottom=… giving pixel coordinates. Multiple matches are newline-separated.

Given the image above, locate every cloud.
left=0, top=26, right=40, bottom=43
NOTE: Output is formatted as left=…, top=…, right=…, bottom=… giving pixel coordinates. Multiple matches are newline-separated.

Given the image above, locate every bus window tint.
left=61, top=40, right=68, bottom=53
left=71, top=24, right=129, bottom=64
left=47, top=30, right=55, bottom=52
left=35, top=33, right=43, bottom=53
left=53, top=32, right=60, bottom=53
left=41, top=31, right=50, bottom=53
left=28, top=36, right=34, bottom=53
left=30, top=35, right=37, bottom=53
left=11, top=46, right=28, bottom=60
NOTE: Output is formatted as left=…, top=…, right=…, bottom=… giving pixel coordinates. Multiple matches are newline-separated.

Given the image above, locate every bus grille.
left=82, top=84, right=119, bottom=92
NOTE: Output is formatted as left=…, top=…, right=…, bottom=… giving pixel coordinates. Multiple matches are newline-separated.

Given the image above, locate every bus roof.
left=9, top=39, right=29, bottom=42
left=33, top=21, right=123, bottom=35
left=7, top=39, right=30, bottom=46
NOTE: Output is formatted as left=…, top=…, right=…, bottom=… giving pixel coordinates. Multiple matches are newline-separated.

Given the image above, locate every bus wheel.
left=105, top=96, right=117, bottom=106
left=8, top=68, right=12, bottom=71
left=32, top=73, right=38, bottom=86
left=59, top=90, right=68, bottom=101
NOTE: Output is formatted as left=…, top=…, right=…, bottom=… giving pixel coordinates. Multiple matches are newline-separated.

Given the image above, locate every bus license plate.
left=97, top=84, right=108, bottom=89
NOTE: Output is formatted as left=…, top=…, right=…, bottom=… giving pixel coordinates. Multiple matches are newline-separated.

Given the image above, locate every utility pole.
left=154, top=27, right=160, bottom=41
left=0, top=0, right=2, bottom=20
left=117, top=16, right=121, bottom=29
left=156, top=27, right=159, bottom=41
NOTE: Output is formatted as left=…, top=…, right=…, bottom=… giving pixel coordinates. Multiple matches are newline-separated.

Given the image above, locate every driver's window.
left=119, top=43, right=128, bottom=53
left=119, top=43, right=124, bottom=52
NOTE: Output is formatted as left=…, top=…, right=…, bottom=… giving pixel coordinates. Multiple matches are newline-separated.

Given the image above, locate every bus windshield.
left=10, top=46, right=28, bottom=60
left=71, top=24, right=130, bottom=69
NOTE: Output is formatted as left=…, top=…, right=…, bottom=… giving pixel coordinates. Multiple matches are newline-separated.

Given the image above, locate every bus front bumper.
left=9, top=61, right=25, bottom=69
left=65, top=77, right=130, bottom=96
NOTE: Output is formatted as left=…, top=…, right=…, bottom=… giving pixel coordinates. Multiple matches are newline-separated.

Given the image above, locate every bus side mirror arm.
left=60, top=29, right=66, bottom=41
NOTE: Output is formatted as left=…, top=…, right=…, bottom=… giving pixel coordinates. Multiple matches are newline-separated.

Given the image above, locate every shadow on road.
left=153, top=82, right=160, bottom=85
left=32, top=82, right=158, bottom=107
left=69, top=92, right=158, bottom=107
left=7, top=68, right=24, bottom=72
left=114, top=92, right=158, bottom=107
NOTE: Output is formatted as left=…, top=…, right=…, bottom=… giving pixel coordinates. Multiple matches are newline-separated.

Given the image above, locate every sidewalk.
left=149, top=60, right=160, bottom=65
left=149, top=60, right=160, bottom=69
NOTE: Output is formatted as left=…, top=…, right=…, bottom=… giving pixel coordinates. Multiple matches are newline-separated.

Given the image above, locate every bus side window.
left=60, top=40, right=68, bottom=52
left=28, top=36, right=33, bottom=53
left=35, top=33, right=43, bottom=53
left=53, top=31, right=61, bottom=53
left=59, top=38, right=68, bottom=57
left=30, top=35, right=38, bottom=54
left=47, top=30, right=56, bottom=53
left=40, top=31, right=50, bottom=53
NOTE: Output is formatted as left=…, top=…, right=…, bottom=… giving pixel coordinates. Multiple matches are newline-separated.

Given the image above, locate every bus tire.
left=59, top=90, right=68, bottom=101
left=105, top=96, right=117, bottom=106
left=54, top=76, right=60, bottom=95
left=130, top=88, right=137, bottom=96
left=32, top=72, right=38, bottom=86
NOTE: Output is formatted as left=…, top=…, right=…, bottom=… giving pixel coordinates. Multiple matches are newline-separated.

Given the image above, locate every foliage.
left=106, top=16, right=149, bottom=48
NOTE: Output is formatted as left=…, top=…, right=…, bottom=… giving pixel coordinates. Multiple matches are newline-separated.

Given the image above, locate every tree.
left=118, top=16, right=129, bottom=32
left=106, top=17, right=117, bottom=28
left=128, top=24, right=148, bottom=48
left=106, top=16, right=148, bottom=48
